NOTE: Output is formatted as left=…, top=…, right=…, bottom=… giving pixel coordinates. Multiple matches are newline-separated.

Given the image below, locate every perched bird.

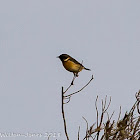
left=58, top=54, right=90, bottom=77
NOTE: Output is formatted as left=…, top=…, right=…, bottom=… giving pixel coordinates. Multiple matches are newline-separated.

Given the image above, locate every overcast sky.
left=0, top=0, right=140, bottom=140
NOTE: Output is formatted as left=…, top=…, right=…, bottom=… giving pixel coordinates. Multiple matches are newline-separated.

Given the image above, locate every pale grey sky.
left=0, top=0, right=140, bottom=140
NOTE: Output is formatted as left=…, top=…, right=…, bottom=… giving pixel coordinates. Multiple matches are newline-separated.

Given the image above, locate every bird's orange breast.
left=63, top=60, right=83, bottom=72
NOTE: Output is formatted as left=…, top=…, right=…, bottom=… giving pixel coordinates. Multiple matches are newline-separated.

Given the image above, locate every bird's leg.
left=75, top=73, right=79, bottom=77
left=71, top=76, right=75, bottom=85
left=71, top=73, right=77, bottom=85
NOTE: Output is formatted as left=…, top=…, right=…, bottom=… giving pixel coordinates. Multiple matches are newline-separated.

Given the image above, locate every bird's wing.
left=69, top=57, right=83, bottom=66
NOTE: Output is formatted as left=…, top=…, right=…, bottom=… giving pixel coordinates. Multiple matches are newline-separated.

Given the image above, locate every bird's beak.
left=56, top=56, right=59, bottom=58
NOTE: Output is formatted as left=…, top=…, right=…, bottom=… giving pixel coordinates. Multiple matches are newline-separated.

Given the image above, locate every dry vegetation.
left=61, top=75, right=140, bottom=140
left=83, top=91, right=140, bottom=140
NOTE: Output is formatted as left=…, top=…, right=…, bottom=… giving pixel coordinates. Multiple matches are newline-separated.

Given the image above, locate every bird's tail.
left=84, top=67, right=91, bottom=71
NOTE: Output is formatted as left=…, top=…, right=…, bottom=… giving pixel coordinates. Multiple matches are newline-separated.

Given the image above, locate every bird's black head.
left=58, top=54, right=70, bottom=62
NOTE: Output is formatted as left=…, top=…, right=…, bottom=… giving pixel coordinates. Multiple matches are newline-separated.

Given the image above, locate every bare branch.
left=95, top=96, right=99, bottom=129
left=110, top=111, right=115, bottom=120
left=118, top=106, right=122, bottom=122
left=104, top=96, right=111, bottom=113
left=78, top=126, right=80, bottom=140
left=135, top=91, right=140, bottom=114
left=61, top=87, right=69, bottom=140
left=63, top=75, right=77, bottom=94
left=64, top=75, right=93, bottom=98
left=83, top=117, right=89, bottom=140
left=63, top=96, right=71, bottom=104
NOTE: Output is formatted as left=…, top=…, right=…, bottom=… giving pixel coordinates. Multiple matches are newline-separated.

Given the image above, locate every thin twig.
left=78, top=126, right=80, bottom=140
left=63, top=96, right=71, bottom=104
left=136, top=91, right=140, bottom=114
left=132, top=117, right=140, bottom=138
left=109, top=111, right=115, bottom=121
left=83, top=117, right=89, bottom=140
left=118, top=106, right=122, bottom=122
left=96, top=96, right=111, bottom=140
left=61, top=87, right=69, bottom=140
left=64, top=75, right=93, bottom=98
left=64, top=75, right=76, bottom=94
left=104, top=96, right=111, bottom=113
left=95, top=96, right=99, bottom=129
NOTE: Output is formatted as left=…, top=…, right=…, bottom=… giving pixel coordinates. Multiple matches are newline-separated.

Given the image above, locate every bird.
left=57, top=54, right=90, bottom=77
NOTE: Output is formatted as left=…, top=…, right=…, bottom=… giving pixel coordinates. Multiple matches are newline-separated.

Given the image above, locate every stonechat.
left=58, top=54, right=90, bottom=76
